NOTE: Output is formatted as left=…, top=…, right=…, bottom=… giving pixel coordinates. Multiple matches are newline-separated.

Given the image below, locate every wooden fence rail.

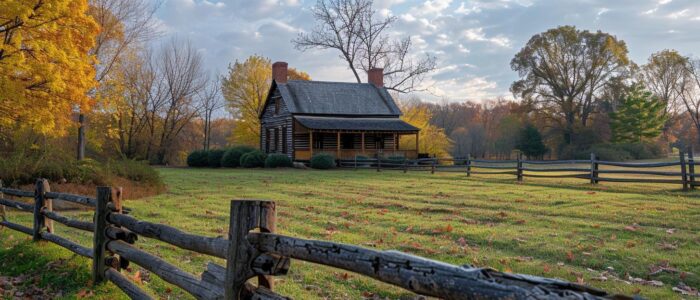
left=339, top=147, right=698, bottom=191
left=1, top=179, right=636, bottom=299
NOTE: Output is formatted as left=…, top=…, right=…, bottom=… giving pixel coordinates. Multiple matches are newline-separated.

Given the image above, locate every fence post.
left=688, top=147, right=696, bottom=190
left=516, top=152, right=523, bottom=182
left=589, top=153, right=599, bottom=184
left=376, top=155, right=381, bottom=172
left=431, top=158, right=436, bottom=174
left=93, top=186, right=112, bottom=284
left=680, top=150, right=688, bottom=191
left=0, top=180, right=5, bottom=225
left=466, top=154, right=471, bottom=177
left=33, top=179, right=50, bottom=241
left=403, top=159, right=408, bottom=173
left=225, top=200, right=276, bottom=299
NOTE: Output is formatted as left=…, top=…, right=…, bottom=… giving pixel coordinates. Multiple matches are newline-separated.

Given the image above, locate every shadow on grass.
left=0, top=235, right=93, bottom=297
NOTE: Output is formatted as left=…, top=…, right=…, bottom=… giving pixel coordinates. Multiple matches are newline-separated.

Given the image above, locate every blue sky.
left=155, top=0, right=700, bottom=102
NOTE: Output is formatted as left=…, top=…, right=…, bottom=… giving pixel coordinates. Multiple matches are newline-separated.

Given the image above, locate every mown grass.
left=1, top=167, right=699, bottom=299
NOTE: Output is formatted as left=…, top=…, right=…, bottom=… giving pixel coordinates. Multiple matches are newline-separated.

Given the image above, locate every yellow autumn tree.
left=0, top=0, right=98, bottom=139
left=399, top=99, right=452, bottom=158
left=221, top=55, right=310, bottom=146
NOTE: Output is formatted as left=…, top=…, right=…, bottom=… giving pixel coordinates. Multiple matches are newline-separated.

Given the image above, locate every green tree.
left=610, top=85, right=667, bottom=143
left=516, top=124, right=547, bottom=159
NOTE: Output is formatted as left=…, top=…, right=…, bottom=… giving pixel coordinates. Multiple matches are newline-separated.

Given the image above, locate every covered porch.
left=292, top=116, right=420, bottom=161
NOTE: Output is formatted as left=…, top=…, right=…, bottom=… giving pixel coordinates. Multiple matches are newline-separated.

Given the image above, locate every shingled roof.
left=295, top=116, right=419, bottom=132
left=277, top=80, right=402, bottom=116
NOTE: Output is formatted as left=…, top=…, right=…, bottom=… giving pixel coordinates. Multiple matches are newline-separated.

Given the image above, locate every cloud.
left=152, top=0, right=700, bottom=103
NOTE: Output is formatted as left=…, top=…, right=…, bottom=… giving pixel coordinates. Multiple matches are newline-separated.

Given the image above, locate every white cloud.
left=462, top=28, right=511, bottom=47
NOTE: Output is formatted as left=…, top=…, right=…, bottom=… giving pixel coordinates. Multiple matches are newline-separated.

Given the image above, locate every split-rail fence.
left=339, top=148, right=698, bottom=191
left=0, top=179, right=634, bottom=299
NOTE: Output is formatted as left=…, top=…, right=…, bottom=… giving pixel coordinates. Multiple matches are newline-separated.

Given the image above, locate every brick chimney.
left=368, top=68, right=384, bottom=87
left=272, top=61, right=288, bottom=83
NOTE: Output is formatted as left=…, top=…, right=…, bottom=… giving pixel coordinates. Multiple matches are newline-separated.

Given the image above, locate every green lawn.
left=1, top=168, right=699, bottom=299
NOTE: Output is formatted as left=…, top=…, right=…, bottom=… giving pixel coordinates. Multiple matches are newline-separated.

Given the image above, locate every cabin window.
left=265, top=128, right=271, bottom=153
left=282, top=126, right=288, bottom=153
left=341, top=134, right=354, bottom=149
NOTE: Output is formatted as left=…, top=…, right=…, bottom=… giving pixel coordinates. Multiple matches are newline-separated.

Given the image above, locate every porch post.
left=361, top=132, right=365, bottom=154
left=415, top=132, right=419, bottom=156
left=309, top=131, right=313, bottom=157
left=393, top=133, right=397, bottom=153
left=336, top=131, right=341, bottom=159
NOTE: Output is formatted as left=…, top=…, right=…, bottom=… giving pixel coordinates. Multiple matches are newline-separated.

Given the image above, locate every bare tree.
left=293, top=0, right=436, bottom=93
left=677, top=58, right=700, bottom=143
left=198, top=76, right=225, bottom=151
left=640, top=50, right=688, bottom=117
left=155, top=38, right=207, bottom=164
left=79, top=0, right=162, bottom=160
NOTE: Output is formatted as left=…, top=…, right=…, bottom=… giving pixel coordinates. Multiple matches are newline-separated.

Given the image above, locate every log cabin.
left=259, top=61, right=420, bottom=161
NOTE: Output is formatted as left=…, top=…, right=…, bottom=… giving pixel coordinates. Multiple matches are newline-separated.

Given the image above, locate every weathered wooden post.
left=431, top=158, right=436, bottom=174
left=354, top=155, right=358, bottom=170
left=0, top=180, right=5, bottom=226
left=590, top=153, right=599, bottom=184
left=403, top=159, right=408, bottom=173
left=376, top=155, right=381, bottom=172
left=466, top=154, right=471, bottom=177
left=93, top=186, right=112, bottom=284
left=680, top=150, right=688, bottom=191
left=33, top=179, right=51, bottom=241
left=688, top=147, right=696, bottom=190
left=225, top=200, right=277, bottom=299
left=516, top=152, right=523, bottom=182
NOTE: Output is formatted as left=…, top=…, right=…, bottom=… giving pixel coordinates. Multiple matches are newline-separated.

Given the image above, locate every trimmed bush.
left=265, top=154, right=293, bottom=168
left=187, top=150, right=209, bottom=167
left=207, top=149, right=226, bottom=168
left=108, top=159, right=163, bottom=187
left=240, top=150, right=266, bottom=168
left=310, top=153, right=336, bottom=169
left=221, top=146, right=257, bottom=168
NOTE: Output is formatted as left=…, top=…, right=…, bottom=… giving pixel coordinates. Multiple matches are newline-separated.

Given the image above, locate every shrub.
left=240, top=150, right=266, bottom=168
left=207, top=149, right=227, bottom=168
left=221, top=146, right=257, bottom=168
left=108, top=159, right=163, bottom=187
left=187, top=150, right=209, bottom=167
left=265, top=154, right=293, bottom=168
left=310, top=153, right=335, bottom=169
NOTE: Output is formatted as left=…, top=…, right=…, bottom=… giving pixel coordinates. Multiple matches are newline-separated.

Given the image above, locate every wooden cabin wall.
left=260, top=89, right=293, bottom=158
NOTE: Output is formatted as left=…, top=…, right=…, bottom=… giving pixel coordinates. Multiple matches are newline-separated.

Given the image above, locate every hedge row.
left=187, top=147, right=294, bottom=169
left=187, top=148, right=337, bottom=170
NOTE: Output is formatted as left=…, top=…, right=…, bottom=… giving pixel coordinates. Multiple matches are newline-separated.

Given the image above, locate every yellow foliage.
left=221, top=55, right=309, bottom=146
left=399, top=100, right=452, bottom=158
left=0, top=0, right=98, bottom=138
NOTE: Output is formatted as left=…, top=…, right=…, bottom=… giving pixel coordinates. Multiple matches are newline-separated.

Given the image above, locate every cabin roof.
left=277, top=80, right=402, bottom=116
left=294, top=115, right=419, bottom=132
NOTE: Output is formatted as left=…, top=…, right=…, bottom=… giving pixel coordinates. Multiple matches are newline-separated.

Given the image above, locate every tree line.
left=2, top=0, right=699, bottom=168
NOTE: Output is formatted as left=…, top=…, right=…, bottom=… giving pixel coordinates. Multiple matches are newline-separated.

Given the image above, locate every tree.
left=78, top=0, right=161, bottom=159
left=198, top=76, right=225, bottom=151
left=221, top=55, right=310, bottom=146
left=293, top=0, right=436, bottom=93
left=398, top=98, right=452, bottom=158
left=677, top=58, right=700, bottom=143
left=516, top=124, right=547, bottom=159
left=640, top=50, right=688, bottom=118
left=510, top=26, right=629, bottom=145
left=0, top=0, right=98, bottom=141
left=610, top=84, right=667, bottom=143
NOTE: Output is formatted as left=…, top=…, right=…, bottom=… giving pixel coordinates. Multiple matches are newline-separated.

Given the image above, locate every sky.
left=154, top=0, right=700, bottom=103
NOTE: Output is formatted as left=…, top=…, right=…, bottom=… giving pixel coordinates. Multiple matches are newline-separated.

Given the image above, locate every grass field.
left=1, top=167, right=699, bottom=299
